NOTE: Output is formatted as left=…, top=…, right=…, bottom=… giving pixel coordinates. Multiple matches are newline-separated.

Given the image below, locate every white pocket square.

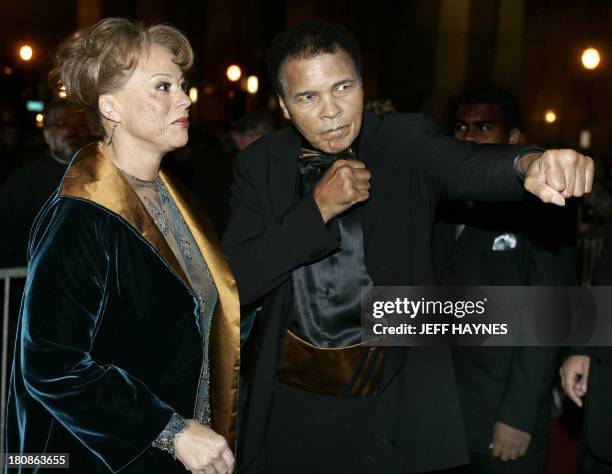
left=492, top=233, right=517, bottom=251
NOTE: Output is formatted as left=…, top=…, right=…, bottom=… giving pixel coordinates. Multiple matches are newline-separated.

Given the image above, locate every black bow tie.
left=298, top=148, right=355, bottom=174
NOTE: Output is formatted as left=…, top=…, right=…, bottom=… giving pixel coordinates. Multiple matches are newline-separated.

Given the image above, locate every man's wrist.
left=514, top=148, right=545, bottom=181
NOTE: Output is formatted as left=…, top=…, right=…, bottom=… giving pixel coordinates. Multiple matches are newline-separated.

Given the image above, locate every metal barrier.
left=1, top=267, right=27, bottom=456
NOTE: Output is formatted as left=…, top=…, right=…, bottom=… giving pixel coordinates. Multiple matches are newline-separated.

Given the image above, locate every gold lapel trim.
left=59, top=142, right=190, bottom=287
left=160, top=170, right=241, bottom=448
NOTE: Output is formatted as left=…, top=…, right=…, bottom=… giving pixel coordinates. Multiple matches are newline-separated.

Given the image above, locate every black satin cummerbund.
left=278, top=330, right=384, bottom=396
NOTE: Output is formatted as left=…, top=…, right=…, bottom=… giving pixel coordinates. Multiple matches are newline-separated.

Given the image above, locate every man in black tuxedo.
left=433, top=88, right=577, bottom=473
left=561, top=215, right=612, bottom=473
left=223, top=21, right=594, bottom=474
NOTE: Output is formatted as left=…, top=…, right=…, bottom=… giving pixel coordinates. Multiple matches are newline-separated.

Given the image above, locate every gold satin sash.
left=278, top=330, right=384, bottom=396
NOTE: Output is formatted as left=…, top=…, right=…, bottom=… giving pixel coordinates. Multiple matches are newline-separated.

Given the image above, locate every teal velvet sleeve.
left=20, top=198, right=174, bottom=472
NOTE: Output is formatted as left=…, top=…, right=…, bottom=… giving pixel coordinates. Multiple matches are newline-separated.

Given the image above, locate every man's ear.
left=508, top=128, right=522, bottom=144
left=278, top=95, right=291, bottom=121
left=99, top=95, right=121, bottom=123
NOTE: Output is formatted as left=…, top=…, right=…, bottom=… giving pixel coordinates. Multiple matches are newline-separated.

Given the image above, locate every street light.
left=226, top=65, right=242, bottom=82
left=189, top=87, right=198, bottom=103
left=581, top=48, right=601, bottom=70
left=579, top=48, right=602, bottom=151
left=246, top=75, right=259, bottom=94
left=19, top=45, right=33, bottom=62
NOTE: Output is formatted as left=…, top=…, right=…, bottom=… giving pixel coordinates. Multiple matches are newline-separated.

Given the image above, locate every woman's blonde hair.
left=51, top=17, right=194, bottom=133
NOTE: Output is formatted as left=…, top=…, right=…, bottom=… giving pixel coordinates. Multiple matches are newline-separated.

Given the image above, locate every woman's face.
left=110, top=44, right=191, bottom=154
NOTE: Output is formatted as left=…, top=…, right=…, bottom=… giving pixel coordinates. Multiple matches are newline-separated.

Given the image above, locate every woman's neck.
left=102, top=138, right=164, bottom=181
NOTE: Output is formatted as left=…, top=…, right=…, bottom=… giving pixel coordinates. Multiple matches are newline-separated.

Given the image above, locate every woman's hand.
left=174, top=420, right=234, bottom=473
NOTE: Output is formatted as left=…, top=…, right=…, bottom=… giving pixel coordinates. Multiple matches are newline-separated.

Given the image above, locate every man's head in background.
left=229, top=111, right=276, bottom=151
left=454, top=88, right=522, bottom=145
left=43, top=100, right=92, bottom=163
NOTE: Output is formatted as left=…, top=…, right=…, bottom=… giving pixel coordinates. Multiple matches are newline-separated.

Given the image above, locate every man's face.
left=278, top=50, right=363, bottom=154
left=44, top=107, right=91, bottom=162
left=454, top=102, right=518, bottom=145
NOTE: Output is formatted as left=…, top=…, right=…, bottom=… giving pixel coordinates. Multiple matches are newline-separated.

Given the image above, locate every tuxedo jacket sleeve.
left=384, top=114, right=533, bottom=203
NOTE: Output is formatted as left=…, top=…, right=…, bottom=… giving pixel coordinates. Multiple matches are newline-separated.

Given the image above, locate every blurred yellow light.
left=189, top=87, right=198, bottom=103
left=19, top=45, right=33, bottom=61
left=35, top=113, right=44, bottom=123
left=58, top=85, right=67, bottom=99
left=545, top=110, right=557, bottom=124
left=581, top=48, right=601, bottom=70
left=226, top=65, right=242, bottom=82
left=246, top=75, right=259, bottom=94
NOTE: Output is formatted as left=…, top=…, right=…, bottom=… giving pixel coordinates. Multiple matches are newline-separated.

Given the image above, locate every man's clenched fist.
left=520, top=149, right=594, bottom=206
left=313, top=159, right=371, bottom=223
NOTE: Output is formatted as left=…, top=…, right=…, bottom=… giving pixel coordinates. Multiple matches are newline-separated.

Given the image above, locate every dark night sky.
left=0, top=0, right=78, bottom=72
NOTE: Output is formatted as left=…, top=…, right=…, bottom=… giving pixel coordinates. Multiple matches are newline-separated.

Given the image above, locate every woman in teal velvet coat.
left=4, top=18, right=240, bottom=473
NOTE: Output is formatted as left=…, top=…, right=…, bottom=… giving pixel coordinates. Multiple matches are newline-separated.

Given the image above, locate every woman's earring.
left=106, top=122, right=118, bottom=145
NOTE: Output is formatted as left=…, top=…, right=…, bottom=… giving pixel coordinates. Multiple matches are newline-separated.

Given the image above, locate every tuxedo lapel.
left=269, top=126, right=302, bottom=218
left=359, top=111, right=399, bottom=247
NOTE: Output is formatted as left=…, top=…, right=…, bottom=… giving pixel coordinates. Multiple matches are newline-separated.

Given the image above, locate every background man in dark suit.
left=561, top=214, right=612, bottom=474
left=0, top=99, right=93, bottom=267
left=433, top=88, right=577, bottom=473
left=223, top=21, right=594, bottom=474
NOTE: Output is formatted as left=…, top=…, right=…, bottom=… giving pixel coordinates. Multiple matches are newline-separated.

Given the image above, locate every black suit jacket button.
left=596, top=356, right=604, bottom=365
left=447, top=265, right=456, bottom=274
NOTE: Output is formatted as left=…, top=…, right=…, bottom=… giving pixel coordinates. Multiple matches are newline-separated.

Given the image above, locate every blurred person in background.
left=189, top=110, right=276, bottom=235
left=4, top=17, right=239, bottom=473
left=433, top=87, right=577, bottom=474
left=561, top=212, right=612, bottom=473
left=365, top=97, right=396, bottom=118
left=0, top=99, right=93, bottom=268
